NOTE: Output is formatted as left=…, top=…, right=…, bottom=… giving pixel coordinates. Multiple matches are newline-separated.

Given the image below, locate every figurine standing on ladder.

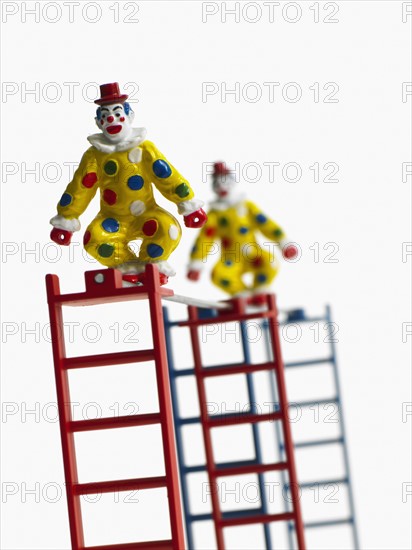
left=187, top=162, right=298, bottom=299
left=50, top=82, right=207, bottom=285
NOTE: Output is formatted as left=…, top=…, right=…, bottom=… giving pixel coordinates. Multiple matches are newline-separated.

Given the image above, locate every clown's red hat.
left=213, top=162, right=231, bottom=176
left=94, top=82, right=128, bottom=105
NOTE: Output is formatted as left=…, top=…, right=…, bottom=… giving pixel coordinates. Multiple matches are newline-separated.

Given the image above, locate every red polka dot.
left=83, top=231, right=91, bottom=245
left=205, top=227, right=217, bottom=237
left=82, top=172, right=98, bottom=188
left=222, top=237, right=232, bottom=249
left=143, top=219, right=158, bottom=237
left=252, top=257, right=263, bottom=267
left=103, top=189, right=117, bottom=205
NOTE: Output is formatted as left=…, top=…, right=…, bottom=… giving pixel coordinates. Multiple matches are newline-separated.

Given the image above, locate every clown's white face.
left=95, top=103, right=135, bottom=143
left=213, top=173, right=236, bottom=199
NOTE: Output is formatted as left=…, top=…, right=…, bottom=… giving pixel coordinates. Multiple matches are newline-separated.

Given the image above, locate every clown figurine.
left=187, top=162, right=298, bottom=298
left=50, top=82, right=207, bottom=285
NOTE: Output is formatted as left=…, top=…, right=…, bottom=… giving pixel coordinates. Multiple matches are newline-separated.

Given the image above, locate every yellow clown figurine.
left=50, top=82, right=207, bottom=285
left=187, top=162, right=298, bottom=299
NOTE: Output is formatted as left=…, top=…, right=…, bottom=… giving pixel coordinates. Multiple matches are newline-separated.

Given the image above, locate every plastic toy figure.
left=50, top=82, right=207, bottom=285
left=187, top=162, right=298, bottom=297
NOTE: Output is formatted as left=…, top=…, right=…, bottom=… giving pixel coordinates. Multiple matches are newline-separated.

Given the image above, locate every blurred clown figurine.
left=50, top=82, right=207, bottom=285
left=187, top=162, right=298, bottom=297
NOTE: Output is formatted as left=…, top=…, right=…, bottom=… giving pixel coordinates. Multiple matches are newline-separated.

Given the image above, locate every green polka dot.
left=273, top=228, right=284, bottom=238
left=219, top=217, right=229, bottom=227
left=98, top=243, right=114, bottom=258
left=104, top=160, right=118, bottom=176
left=175, top=183, right=190, bottom=198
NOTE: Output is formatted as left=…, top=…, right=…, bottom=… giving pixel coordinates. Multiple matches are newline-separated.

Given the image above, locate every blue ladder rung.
left=284, top=477, right=349, bottom=490
left=292, top=397, right=339, bottom=408
left=171, top=368, right=195, bottom=377
left=285, top=357, right=333, bottom=369
left=282, top=437, right=343, bottom=449
left=178, top=416, right=201, bottom=425
left=178, top=408, right=254, bottom=426
left=189, top=506, right=264, bottom=523
left=301, top=518, right=354, bottom=529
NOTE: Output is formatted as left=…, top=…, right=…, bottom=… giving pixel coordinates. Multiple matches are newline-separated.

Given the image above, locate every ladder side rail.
left=266, top=295, right=306, bottom=550
left=239, top=320, right=272, bottom=549
left=262, top=317, right=295, bottom=550
left=146, top=267, right=185, bottom=550
left=163, top=307, right=195, bottom=550
left=326, top=305, right=360, bottom=550
left=46, top=274, right=85, bottom=550
left=188, top=305, right=225, bottom=549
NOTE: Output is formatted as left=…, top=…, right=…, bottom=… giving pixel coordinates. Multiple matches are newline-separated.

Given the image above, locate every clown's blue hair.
left=96, top=102, right=132, bottom=118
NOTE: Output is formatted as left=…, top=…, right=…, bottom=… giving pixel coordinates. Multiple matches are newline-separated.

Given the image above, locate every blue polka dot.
left=239, top=226, right=249, bottom=234
left=257, top=273, right=267, bottom=283
left=59, top=193, right=72, bottom=207
left=256, top=214, right=267, bottom=224
left=101, top=218, right=120, bottom=233
left=191, top=245, right=197, bottom=254
left=225, top=260, right=233, bottom=266
left=127, top=175, right=144, bottom=190
left=153, top=160, right=172, bottom=178
left=220, top=279, right=230, bottom=287
left=147, top=243, right=164, bottom=258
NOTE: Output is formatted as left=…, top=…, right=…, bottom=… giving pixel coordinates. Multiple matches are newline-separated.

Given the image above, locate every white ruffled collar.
left=209, top=193, right=246, bottom=211
left=87, top=127, right=147, bottom=153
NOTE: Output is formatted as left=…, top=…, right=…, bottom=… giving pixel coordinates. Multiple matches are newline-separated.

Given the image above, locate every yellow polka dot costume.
left=50, top=83, right=205, bottom=279
left=189, top=201, right=288, bottom=295
left=53, top=139, right=196, bottom=268
left=188, top=163, right=293, bottom=296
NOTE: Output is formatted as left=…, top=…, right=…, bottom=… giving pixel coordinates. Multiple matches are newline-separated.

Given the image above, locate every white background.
left=1, top=1, right=411, bottom=549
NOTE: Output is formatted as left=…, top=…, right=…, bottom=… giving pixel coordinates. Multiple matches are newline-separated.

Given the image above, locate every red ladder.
left=180, top=294, right=305, bottom=550
left=45, top=265, right=185, bottom=550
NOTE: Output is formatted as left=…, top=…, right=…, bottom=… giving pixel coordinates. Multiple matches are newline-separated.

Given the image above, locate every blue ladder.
left=164, top=305, right=359, bottom=549
left=262, top=306, right=359, bottom=549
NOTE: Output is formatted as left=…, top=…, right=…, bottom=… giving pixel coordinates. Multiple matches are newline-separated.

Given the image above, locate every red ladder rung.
left=84, top=539, right=174, bottom=550
left=69, top=413, right=161, bottom=432
left=73, top=475, right=167, bottom=496
left=219, top=511, right=296, bottom=528
left=207, top=411, right=282, bottom=428
left=211, top=461, right=288, bottom=478
left=64, top=349, right=155, bottom=369
left=200, top=361, right=275, bottom=378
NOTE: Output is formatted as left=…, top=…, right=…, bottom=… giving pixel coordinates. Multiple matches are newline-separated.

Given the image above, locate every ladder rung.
left=212, top=461, right=288, bottom=478
left=69, top=413, right=161, bottom=432
left=171, top=367, right=194, bottom=377
left=207, top=411, right=282, bottom=428
left=178, top=310, right=273, bottom=328
left=84, top=539, right=174, bottom=550
left=219, top=511, right=295, bottom=528
left=64, top=349, right=154, bottom=369
left=183, top=458, right=259, bottom=475
left=289, top=437, right=344, bottom=449
left=285, top=357, right=332, bottom=369
left=297, top=477, right=349, bottom=490
left=293, top=397, right=339, bottom=408
left=189, top=506, right=263, bottom=522
left=74, top=475, right=167, bottom=496
left=200, top=361, right=274, bottom=378
left=301, top=518, right=354, bottom=529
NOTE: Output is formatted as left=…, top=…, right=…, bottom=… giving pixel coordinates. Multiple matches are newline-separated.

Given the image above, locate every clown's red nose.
left=107, top=116, right=114, bottom=123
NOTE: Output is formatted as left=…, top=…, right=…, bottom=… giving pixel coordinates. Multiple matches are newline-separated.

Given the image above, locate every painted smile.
left=106, top=125, right=122, bottom=135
